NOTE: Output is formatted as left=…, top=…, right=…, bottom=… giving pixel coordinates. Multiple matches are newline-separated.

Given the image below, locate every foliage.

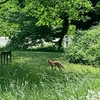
left=1, top=0, right=100, bottom=50
left=0, top=0, right=93, bottom=49
left=23, top=0, right=92, bottom=26
left=7, top=17, right=54, bottom=50
left=65, top=24, right=100, bottom=67
left=0, top=0, right=20, bottom=36
left=95, top=1, right=100, bottom=15
left=0, top=51, right=100, bottom=100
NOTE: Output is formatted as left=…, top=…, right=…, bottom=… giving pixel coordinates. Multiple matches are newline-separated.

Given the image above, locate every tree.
left=0, top=0, right=94, bottom=49
left=71, top=0, right=100, bottom=30
left=21, top=0, right=92, bottom=49
left=8, top=15, right=54, bottom=50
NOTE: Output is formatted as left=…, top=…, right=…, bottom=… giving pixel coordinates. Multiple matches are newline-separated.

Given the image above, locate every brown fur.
left=47, top=60, right=65, bottom=70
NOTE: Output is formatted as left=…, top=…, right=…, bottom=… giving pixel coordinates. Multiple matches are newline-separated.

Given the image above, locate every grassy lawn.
left=0, top=51, right=100, bottom=100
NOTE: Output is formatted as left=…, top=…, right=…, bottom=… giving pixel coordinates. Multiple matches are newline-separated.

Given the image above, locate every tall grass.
left=0, top=51, right=100, bottom=100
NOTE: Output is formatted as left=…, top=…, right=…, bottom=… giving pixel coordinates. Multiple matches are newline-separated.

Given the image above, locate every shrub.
left=65, top=24, right=100, bottom=67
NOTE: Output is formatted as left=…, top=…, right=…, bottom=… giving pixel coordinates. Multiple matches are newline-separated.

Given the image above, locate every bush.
left=65, top=24, right=100, bottom=67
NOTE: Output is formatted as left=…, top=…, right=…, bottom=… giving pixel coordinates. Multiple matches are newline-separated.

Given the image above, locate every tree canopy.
left=0, top=0, right=100, bottom=49
left=22, top=0, right=92, bottom=26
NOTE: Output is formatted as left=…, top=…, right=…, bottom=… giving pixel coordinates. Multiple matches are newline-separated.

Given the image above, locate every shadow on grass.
left=28, top=46, right=64, bottom=52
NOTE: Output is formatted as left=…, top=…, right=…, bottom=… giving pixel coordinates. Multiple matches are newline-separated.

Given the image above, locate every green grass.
left=0, top=51, right=100, bottom=100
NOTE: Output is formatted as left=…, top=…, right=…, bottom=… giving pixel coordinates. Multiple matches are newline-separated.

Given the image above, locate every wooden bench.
left=0, top=51, right=12, bottom=64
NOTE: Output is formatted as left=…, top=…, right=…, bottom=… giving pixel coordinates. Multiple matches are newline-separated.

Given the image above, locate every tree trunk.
left=58, top=36, right=63, bottom=50
left=58, top=16, right=69, bottom=49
